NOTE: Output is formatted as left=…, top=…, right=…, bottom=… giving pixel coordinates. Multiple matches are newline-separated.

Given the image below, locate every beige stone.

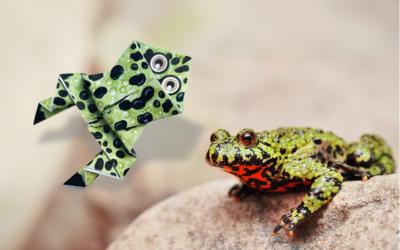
left=109, top=175, right=399, bottom=250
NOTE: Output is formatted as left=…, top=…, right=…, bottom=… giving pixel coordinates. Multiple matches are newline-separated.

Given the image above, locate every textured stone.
left=108, top=175, right=399, bottom=250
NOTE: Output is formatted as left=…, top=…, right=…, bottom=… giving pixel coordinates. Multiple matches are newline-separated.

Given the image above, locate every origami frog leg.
left=64, top=151, right=137, bottom=189
left=64, top=150, right=133, bottom=188
left=34, top=73, right=84, bottom=124
left=112, top=127, right=144, bottom=177
left=115, top=126, right=145, bottom=154
left=85, top=121, right=137, bottom=178
left=63, top=152, right=103, bottom=188
left=274, top=157, right=343, bottom=235
left=34, top=96, right=73, bottom=125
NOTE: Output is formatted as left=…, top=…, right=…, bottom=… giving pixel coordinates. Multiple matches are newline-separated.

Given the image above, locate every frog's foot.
left=228, top=184, right=257, bottom=201
left=272, top=206, right=308, bottom=237
left=331, top=162, right=372, bottom=181
left=272, top=212, right=294, bottom=236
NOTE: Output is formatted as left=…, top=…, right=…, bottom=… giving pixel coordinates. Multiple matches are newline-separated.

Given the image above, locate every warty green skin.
left=206, top=127, right=395, bottom=234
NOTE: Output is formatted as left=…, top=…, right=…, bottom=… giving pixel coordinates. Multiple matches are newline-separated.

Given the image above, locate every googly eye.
left=150, top=54, right=168, bottom=73
left=161, top=76, right=181, bottom=95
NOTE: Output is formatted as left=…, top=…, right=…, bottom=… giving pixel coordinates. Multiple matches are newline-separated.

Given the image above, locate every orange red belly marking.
left=224, top=165, right=311, bottom=192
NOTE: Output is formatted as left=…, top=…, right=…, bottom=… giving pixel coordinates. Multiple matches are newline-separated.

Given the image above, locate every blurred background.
left=0, top=0, right=398, bottom=249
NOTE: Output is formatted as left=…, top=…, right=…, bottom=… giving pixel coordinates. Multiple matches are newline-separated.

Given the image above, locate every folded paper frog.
left=34, top=40, right=191, bottom=188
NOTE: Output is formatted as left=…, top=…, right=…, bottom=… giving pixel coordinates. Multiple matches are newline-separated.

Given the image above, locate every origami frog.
left=34, top=41, right=191, bottom=188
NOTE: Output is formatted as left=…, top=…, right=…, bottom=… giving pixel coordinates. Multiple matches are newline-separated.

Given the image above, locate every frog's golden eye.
left=161, top=76, right=181, bottom=95
left=150, top=54, right=168, bottom=73
left=238, top=130, right=258, bottom=147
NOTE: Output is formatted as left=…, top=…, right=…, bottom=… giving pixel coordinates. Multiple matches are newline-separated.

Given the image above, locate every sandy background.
left=0, top=0, right=398, bottom=249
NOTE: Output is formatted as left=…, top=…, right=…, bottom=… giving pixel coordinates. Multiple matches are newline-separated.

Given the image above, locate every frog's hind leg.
left=344, top=134, right=395, bottom=180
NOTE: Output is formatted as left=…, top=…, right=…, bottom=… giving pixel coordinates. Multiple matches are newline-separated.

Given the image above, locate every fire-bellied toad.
left=206, top=127, right=395, bottom=236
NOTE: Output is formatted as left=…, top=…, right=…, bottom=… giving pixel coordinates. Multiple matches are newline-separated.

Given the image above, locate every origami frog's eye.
left=238, top=130, right=258, bottom=147
left=161, top=76, right=181, bottom=95
left=150, top=54, right=169, bottom=73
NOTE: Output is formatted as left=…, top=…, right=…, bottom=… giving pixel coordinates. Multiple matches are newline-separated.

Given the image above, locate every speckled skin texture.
left=206, top=127, right=395, bottom=234
left=108, top=176, right=399, bottom=250
left=34, top=41, right=191, bottom=187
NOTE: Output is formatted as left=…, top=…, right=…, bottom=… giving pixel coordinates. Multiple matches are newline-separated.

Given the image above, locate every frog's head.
left=206, top=129, right=273, bottom=174
left=137, top=41, right=191, bottom=106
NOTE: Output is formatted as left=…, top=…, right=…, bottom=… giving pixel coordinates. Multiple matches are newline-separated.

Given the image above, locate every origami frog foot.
left=228, top=184, right=258, bottom=201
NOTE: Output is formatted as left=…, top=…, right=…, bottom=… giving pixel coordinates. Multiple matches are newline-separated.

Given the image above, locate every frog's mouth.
left=205, top=148, right=267, bottom=168
left=205, top=152, right=258, bottom=171
left=205, top=152, right=219, bottom=167
left=205, top=150, right=226, bottom=168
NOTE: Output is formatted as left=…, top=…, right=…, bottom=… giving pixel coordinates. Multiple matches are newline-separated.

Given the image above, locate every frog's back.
left=260, top=127, right=394, bottom=178
left=261, top=127, right=347, bottom=152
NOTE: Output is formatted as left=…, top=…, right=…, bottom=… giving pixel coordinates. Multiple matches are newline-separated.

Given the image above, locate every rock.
left=108, top=175, right=399, bottom=250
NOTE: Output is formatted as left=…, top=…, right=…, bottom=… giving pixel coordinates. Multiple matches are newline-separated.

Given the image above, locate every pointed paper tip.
left=33, top=104, right=46, bottom=125
left=63, top=173, right=87, bottom=188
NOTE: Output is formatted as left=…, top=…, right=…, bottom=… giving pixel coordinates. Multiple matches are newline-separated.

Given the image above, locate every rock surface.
left=108, top=175, right=399, bottom=250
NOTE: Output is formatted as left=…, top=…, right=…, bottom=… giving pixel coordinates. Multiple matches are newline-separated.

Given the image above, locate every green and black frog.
left=206, top=127, right=395, bottom=236
left=34, top=40, right=191, bottom=188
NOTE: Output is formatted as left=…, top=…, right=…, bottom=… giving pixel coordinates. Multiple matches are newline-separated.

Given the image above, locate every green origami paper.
left=34, top=40, right=191, bottom=188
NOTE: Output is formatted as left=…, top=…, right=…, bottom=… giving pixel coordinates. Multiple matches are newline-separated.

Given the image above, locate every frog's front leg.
left=273, top=158, right=343, bottom=236
left=228, top=183, right=260, bottom=201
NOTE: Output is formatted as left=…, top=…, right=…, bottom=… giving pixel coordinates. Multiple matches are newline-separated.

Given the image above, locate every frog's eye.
left=150, top=54, right=169, bottom=73
left=161, top=76, right=181, bottom=95
left=210, top=129, right=231, bottom=143
left=238, top=130, right=258, bottom=147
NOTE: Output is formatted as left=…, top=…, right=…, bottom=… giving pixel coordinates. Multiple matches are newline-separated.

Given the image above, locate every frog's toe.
left=228, top=183, right=256, bottom=201
left=272, top=224, right=283, bottom=235
left=272, top=223, right=296, bottom=236
left=362, top=175, right=369, bottom=182
left=272, top=211, right=297, bottom=236
left=228, top=184, right=244, bottom=201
